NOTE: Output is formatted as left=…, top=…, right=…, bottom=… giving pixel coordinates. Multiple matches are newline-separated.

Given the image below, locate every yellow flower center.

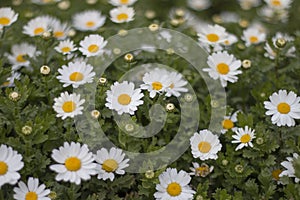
left=69, top=72, right=84, bottom=82
left=61, top=47, right=71, bottom=53
left=25, top=192, right=38, bottom=200
left=0, top=17, right=10, bottom=25
left=166, top=182, right=182, bottom=196
left=65, top=157, right=81, bottom=171
left=272, top=169, right=282, bottom=180
left=198, top=141, right=211, bottom=153
left=120, top=0, right=129, bottom=4
left=0, top=161, right=8, bottom=175
left=118, top=94, right=131, bottom=105
left=88, top=44, right=99, bottom=53
left=62, top=101, right=76, bottom=113
left=117, top=13, right=129, bottom=21
left=222, top=119, right=234, bottom=129
left=86, top=21, right=95, bottom=27
left=34, top=27, right=45, bottom=35
left=195, top=165, right=210, bottom=176
left=16, top=54, right=26, bottom=63
left=250, top=36, right=258, bottom=43
left=53, top=31, right=64, bottom=38
left=277, top=102, right=290, bottom=114
left=152, top=81, right=163, bottom=90
left=240, top=134, right=251, bottom=143
left=169, top=83, right=175, bottom=89
left=271, top=0, right=281, bottom=6
left=102, top=159, right=118, bottom=172
left=224, top=40, right=230, bottom=45
left=217, top=63, right=230, bottom=75
left=206, top=33, right=219, bottom=42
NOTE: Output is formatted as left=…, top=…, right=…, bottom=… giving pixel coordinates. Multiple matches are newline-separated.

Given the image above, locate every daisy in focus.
left=232, top=126, right=256, bottom=151
left=0, top=7, right=18, bottom=28
left=221, top=111, right=239, bottom=134
left=203, top=51, right=242, bottom=87
left=242, top=27, right=266, bottom=47
left=54, top=39, right=77, bottom=55
left=190, top=129, right=222, bottom=160
left=189, top=162, right=214, bottom=177
left=105, top=81, right=144, bottom=115
left=13, top=177, right=50, bottom=200
left=23, top=15, right=53, bottom=37
left=165, top=71, right=188, bottom=97
left=154, top=168, right=195, bottom=200
left=73, top=10, right=106, bottom=31
left=110, top=6, right=135, bottom=23
left=50, top=142, right=97, bottom=185
left=94, top=147, right=130, bottom=181
left=280, top=153, right=300, bottom=183
left=0, top=144, right=24, bottom=187
left=53, top=92, right=85, bottom=119
left=109, top=0, right=137, bottom=6
left=6, top=43, right=40, bottom=71
left=79, top=34, right=107, bottom=57
left=264, top=90, right=300, bottom=127
left=57, top=60, right=95, bottom=88
left=140, top=68, right=170, bottom=98
left=198, top=24, right=228, bottom=46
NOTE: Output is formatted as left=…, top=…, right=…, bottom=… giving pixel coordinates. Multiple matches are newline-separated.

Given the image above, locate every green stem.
left=0, top=27, right=6, bottom=39
left=0, top=189, right=4, bottom=200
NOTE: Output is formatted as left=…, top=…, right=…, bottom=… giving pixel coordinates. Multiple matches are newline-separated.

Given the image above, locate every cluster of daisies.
left=0, top=143, right=130, bottom=199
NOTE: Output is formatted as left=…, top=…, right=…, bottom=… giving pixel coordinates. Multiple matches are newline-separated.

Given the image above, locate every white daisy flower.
left=264, top=90, right=300, bottom=127
left=1, top=71, right=21, bottom=88
left=198, top=24, right=228, bottom=45
left=23, top=15, right=53, bottom=37
left=72, top=10, right=106, bottom=31
left=108, top=0, right=137, bottom=6
left=51, top=19, right=71, bottom=40
left=264, top=0, right=293, bottom=9
left=57, top=60, right=95, bottom=88
left=232, top=126, right=256, bottom=151
left=165, top=71, right=188, bottom=97
left=55, top=39, right=77, bottom=55
left=140, top=68, right=170, bottom=98
left=0, top=144, right=24, bottom=187
left=223, top=34, right=238, bottom=46
left=189, top=162, right=214, bottom=177
left=79, top=34, right=107, bottom=57
left=203, top=51, right=242, bottom=87
left=238, top=0, right=261, bottom=10
left=13, top=177, right=50, bottom=200
left=6, top=43, right=40, bottom=70
left=187, top=0, right=211, bottom=11
left=242, top=27, right=266, bottom=47
left=49, top=142, right=97, bottom=185
left=190, top=129, right=222, bottom=160
left=259, top=5, right=289, bottom=23
left=0, top=7, right=18, bottom=28
left=221, top=111, right=239, bottom=134
left=94, top=147, right=130, bottom=181
left=105, top=81, right=144, bottom=115
left=53, top=92, right=85, bottom=120
left=280, top=153, right=300, bottom=183
left=154, top=168, right=195, bottom=200
left=110, top=6, right=135, bottom=23
left=219, top=12, right=240, bottom=23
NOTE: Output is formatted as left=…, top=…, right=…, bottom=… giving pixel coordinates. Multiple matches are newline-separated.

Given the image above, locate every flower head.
left=13, top=177, right=50, bottom=200
left=110, top=6, right=135, bottom=23
left=94, top=147, right=130, bottom=181
left=108, top=0, right=137, bottom=6
left=0, top=144, right=24, bottom=187
left=189, top=162, right=214, bottom=177
left=79, top=34, right=107, bottom=57
left=53, top=92, right=85, bottom=119
left=73, top=10, right=106, bottom=31
left=242, top=27, right=266, bottom=46
left=190, top=129, right=222, bottom=160
left=55, top=39, right=77, bottom=55
left=232, top=126, right=256, bottom=151
left=203, top=51, right=242, bottom=87
left=50, top=142, right=97, bottom=185
left=264, top=90, right=300, bottom=127
left=23, top=15, right=54, bottom=37
left=280, top=153, right=299, bottom=183
left=105, top=81, right=144, bottom=115
left=154, top=168, right=195, bottom=200
left=198, top=24, right=228, bottom=45
left=0, top=7, right=18, bottom=28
